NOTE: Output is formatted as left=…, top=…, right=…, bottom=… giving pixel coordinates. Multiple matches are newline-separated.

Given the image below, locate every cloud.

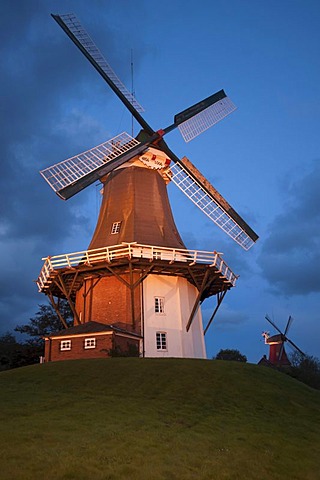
left=202, top=300, right=248, bottom=330
left=258, top=160, right=320, bottom=295
left=0, top=1, right=124, bottom=332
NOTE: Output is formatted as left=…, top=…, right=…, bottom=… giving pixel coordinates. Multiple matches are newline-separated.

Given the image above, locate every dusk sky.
left=1, top=0, right=320, bottom=362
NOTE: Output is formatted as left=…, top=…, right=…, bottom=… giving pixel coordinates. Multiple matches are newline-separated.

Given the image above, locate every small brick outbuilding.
left=44, top=321, right=141, bottom=362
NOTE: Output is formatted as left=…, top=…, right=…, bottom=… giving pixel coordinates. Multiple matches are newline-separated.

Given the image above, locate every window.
left=156, top=332, right=167, bottom=351
left=60, top=340, right=71, bottom=351
left=84, top=338, right=96, bottom=349
left=155, top=296, right=165, bottom=314
left=111, top=221, right=122, bottom=234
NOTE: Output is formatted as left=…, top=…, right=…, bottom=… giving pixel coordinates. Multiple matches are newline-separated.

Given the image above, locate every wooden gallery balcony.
left=37, top=242, right=238, bottom=302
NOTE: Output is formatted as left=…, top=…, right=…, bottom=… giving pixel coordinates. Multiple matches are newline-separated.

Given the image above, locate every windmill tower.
left=37, top=14, right=258, bottom=361
left=261, top=315, right=305, bottom=366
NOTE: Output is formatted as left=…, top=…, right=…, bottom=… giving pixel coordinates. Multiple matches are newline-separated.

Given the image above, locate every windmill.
left=37, top=13, right=258, bottom=361
left=262, top=315, right=305, bottom=366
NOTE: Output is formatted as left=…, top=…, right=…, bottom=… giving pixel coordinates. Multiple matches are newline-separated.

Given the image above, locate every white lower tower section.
left=143, top=274, right=206, bottom=359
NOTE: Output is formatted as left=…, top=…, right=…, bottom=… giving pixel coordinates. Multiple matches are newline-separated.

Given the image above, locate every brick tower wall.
left=75, top=273, right=142, bottom=333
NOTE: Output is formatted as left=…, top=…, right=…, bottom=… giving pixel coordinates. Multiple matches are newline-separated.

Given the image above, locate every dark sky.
left=1, top=0, right=320, bottom=361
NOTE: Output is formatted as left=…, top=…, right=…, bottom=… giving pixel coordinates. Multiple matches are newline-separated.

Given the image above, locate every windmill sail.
left=175, top=91, right=236, bottom=142
left=51, top=13, right=154, bottom=136
left=52, top=14, right=237, bottom=142
left=40, top=132, right=143, bottom=199
left=169, top=157, right=258, bottom=250
left=285, top=338, right=305, bottom=356
left=52, top=14, right=144, bottom=114
left=265, top=315, right=284, bottom=335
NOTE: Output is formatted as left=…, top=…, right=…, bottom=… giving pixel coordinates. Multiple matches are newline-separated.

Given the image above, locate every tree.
left=15, top=300, right=73, bottom=348
left=214, top=348, right=247, bottom=362
left=14, top=300, right=72, bottom=366
left=0, top=332, right=29, bottom=371
left=287, top=351, right=320, bottom=390
left=0, top=301, right=73, bottom=371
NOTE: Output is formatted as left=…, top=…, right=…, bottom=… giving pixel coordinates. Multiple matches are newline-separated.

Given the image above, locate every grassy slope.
left=0, top=358, right=319, bottom=480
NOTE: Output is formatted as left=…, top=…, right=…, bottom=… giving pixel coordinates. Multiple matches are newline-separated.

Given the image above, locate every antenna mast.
left=131, top=49, right=134, bottom=136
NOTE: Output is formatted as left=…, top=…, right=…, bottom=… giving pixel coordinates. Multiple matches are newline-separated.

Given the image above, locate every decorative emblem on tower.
left=139, top=149, right=171, bottom=170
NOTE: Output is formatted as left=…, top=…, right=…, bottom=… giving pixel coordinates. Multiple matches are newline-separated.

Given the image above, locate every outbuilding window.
left=84, top=338, right=96, bottom=349
left=60, top=340, right=71, bottom=351
left=156, top=332, right=167, bottom=351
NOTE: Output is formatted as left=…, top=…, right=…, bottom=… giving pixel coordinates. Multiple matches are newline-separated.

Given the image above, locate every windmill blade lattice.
left=53, top=13, right=238, bottom=143
left=169, top=157, right=257, bottom=250
left=40, top=132, right=142, bottom=199
left=55, top=14, right=144, bottom=113
left=177, top=95, right=236, bottom=142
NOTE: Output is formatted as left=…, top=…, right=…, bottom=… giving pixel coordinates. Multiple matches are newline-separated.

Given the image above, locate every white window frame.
left=154, top=296, right=165, bottom=314
left=156, top=332, right=167, bottom=351
left=111, top=221, right=122, bottom=234
left=60, top=340, right=71, bottom=351
left=84, top=338, right=96, bottom=349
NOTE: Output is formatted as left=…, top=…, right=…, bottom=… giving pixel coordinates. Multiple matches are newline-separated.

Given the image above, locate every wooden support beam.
left=129, top=262, right=135, bottom=329
left=204, top=289, right=228, bottom=335
left=132, top=265, right=155, bottom=289
left=82, top=276, right=102, bottom=298
left=67, top=270, right=79, bottom=297
left=186, top=269, right=210, bottom=332
left=88, top=277, right=93, bottom=323
left=101, top=262, right=155, bottom=292
left=103, top=264, right=131, bottom=288
left=47, top=292, right=68, bottom=329
left=55, top=274, right=80, bottom=325
left=201, top=275, right=219, bottom=302
left=187, top=267, right=202, bottom=290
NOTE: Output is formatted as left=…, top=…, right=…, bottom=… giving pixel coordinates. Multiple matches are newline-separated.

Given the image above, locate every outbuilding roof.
left=44, top=321, right=142, bottom=339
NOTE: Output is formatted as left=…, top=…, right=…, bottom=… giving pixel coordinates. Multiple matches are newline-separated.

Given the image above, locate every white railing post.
left=66, top=254, right=71, bottom=267
left=47, top=256, right=53, bottom=270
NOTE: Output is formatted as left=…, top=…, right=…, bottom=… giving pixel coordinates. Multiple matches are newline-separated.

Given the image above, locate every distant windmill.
left=262, top=315, right=305, bottom=366
left=37, top=13, right=258, bottom=361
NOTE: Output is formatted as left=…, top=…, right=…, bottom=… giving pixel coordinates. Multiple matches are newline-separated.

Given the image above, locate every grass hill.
left=0, top=358, right=319, bottom=480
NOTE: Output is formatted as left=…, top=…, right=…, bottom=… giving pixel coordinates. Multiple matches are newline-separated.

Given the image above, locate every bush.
left=214, top=349, right=247, bottom=362
left=107, top=344, right=140, bottom=358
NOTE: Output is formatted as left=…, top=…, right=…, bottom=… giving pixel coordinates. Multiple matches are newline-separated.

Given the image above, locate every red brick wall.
left=45, top=334, right=113, bottom=362
left=45, top=333, right=141, bottom=362
left=75, top=274, right=141, bottom=332
left=114, top=335, right=140, bottom=356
